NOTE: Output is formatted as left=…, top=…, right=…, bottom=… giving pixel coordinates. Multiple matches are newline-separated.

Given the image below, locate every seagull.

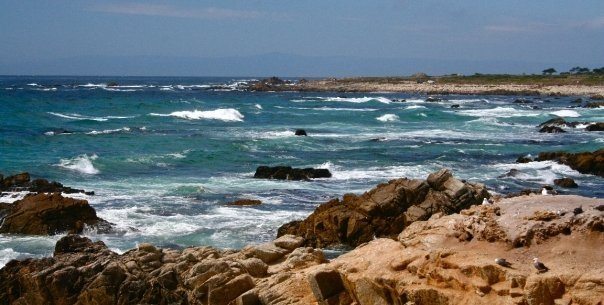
left=495, top=258, right=512, bottom=267
left=533, top=258, right=549, bottom=273
left=541, top=188, right=549, bottom=196
left=482, top=198, right=490, bottom=205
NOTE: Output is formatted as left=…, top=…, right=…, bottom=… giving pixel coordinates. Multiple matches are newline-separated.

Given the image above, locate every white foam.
left=0, top=191, right=30, bottom=203
left=103, top=88, right=138, bottom=92
left=48, top=112, right=132, bottom=122
left=79, top=83, right=107, bottom=88
left=492, top=160, right=583, bottom=184
left=454, top=107, right=540, bottom=118
left=254, top=104, right=263, bottom=110
left=150, top=109, right=244, bottom=122
left=376, top=114, right=399, bottom=122
left=405, top=105, right=427, bottom=110
left=323, top=97, right=392, bottom=104
left=0, top=248, right=25, bottom=268
left=550, top=110, right=581, bottom=117
left=86, top=127, right=131, bottom=135
left=57, top=154, right=100, bottom=175
left=26, top=83, right=39, bottom=86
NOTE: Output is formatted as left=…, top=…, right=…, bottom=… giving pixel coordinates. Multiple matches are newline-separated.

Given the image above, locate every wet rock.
left=584, top=101, right=604, bottom=108
left=227, top=199, right=262, bottom=206
left=499, top=169, right=521, bottom=178
left=0, top=193, right=111, bottom=235
left=516, top=156, right=533, bottom=163
left=536, top=149, right=604, bottom=177
left=253, top=166, right=331, bottom=180
left=554, top=178, right=578, bottom=188
left=0, top=172, right=92, bottom=194
left=586, top=122, right=604, bottom=131
left=450, top=104, right=460, bottom=108
left=513, top=98, right=533, bottom=104
left=277, top=169, right=489, bottom=248
left=294, top=129, right=307, bottom=136
left=539, top=126, right=566, bottom=133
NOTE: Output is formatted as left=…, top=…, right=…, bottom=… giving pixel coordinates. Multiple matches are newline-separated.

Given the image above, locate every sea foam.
left=550, top=110, right=581, bottom=117
left=151, top=109, right=244, bottom=122
left=376, top=114, right=399, bottom=122
left=58, top=154, right=100, bottom=174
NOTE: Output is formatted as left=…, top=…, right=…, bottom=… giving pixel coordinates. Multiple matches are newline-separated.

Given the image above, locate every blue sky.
left=1, top=1, right=603, bottom=76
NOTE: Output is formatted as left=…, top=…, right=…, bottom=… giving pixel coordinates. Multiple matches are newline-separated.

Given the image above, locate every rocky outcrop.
left=248, top=77, right=291, bottom=91
left=227, top=199, right=262, bottom=206
left=0, top=172, right=93, bottom=195
left=0, top=193, right=111, bottom=235
left=294, top=129, right=307, bottom=136
left=277, top=169, right=489, bottom=248
left=536, top=149, right=604, bottom=177
left=586, top=122, right=604, bottom=131
left=539, top=126, right=565, bottom=133
left=554, top=177, right=578, bottom=188
left=254, top=166, right=331, bottom=180
left=1, top=195, right=603, bottom=305
left=0, top=234, right=326, bottom=305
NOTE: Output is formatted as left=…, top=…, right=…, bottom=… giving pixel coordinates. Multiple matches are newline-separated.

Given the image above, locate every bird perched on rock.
left=541, top=188, right=549, bottom=196
left=495, top=258, right=512, bottom=267
left=482, top=198, right=490, bottom=205
left=533, top=258, right=549, bottom=273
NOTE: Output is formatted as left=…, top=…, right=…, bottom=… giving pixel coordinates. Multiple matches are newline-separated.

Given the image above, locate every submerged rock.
left=539, top=126, right=566, bottom=133
left=0, top=172, right=93, bottom=195
left=586, top=122, right=604, bottom=131
left=0, top=193, right=111, bottom=235
left=294, top=129, right=307, bottom=136
left=227, top=199, right=262, bottom=206
left=277, top=169, right=489, bottom=248
left=254, top=166, right=331, bottom=180
left=554, top=177, right=579, bottom=188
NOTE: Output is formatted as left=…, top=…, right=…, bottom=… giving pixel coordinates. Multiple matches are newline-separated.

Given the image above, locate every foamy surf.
left=324, top=97, right=392, bottom=104
left=48, top=112, right=133, bottom=121
left=550, top=110, right=581, bottom=117
left=57, top=154, right=100, bottom=174
left=376, top=114, right=399, bottom=122
left=150, top=109, right=244, bottom=122
left=454, top=107, right=540, bottom=118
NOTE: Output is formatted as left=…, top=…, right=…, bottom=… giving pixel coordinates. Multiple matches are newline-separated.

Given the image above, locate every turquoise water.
left=1, top=76, right=602, bottom=266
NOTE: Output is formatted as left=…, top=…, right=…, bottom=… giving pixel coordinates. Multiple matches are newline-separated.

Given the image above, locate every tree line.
left=542, top=66, right=604, bottom=75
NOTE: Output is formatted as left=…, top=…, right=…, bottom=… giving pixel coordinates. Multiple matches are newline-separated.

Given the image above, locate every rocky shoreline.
left=0, top=169, right=603, bottom=305
left=245, top=77, right=604, bottom=98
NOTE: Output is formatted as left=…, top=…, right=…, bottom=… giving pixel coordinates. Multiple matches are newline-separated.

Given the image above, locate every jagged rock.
left=0, top=172, right=92, bottom=194
left=0, top=193, right=112, bottom=235
left=536, top=149, right=604, bottom=177
left=591, top=94, right=604, bottom=100
left=586, top=122, right=604, bottom=131
left=499, top=169, right=521, bottom=178
left=294, top=129, right=307, bottom=136
left=277, top=169, right=489, bottom=247
left=539, top=126, right=566, bottom=133
left=227, top=199, right=262, bottom=206
left=307, top=268, right=345, bottom=304
left=554, top=177, right=578, bottom=188
left=253, top=166, right=332, bottom=180
left=584, top=101, right=604, bottom=108
left=538, top=117, right=568, bottom=128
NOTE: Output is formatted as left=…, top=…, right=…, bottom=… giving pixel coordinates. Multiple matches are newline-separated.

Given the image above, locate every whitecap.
left=86, top=127, right=131, bottom=135
left=254, top=104, right=263, bottom=110
left=57, top=154, right=100, bottom=174
left=48, top=112, right=132, bottom=122
left=550, top=110, right=580, bottom=118
left=454, top=107, right=540, bottom=118
left=324, top=96, right=392, bottom=104
left=150, top=109, right=244, bottom=122
left=0, top=191, right=30, bottom=203
left=376, top=114, right=399, bottom=122
left=0, top=248, right=28, bottom=269
left=405, top=105, right=426, bottom=110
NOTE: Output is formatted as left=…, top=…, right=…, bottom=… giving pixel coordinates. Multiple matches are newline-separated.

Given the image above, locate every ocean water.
left=1, top=76, right=603, bottom=266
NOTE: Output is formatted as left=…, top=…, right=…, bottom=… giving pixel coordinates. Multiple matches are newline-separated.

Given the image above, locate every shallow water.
left=1, top=76, right=602, bottom=267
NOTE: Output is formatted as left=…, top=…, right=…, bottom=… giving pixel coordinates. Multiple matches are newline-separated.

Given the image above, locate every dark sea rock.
left=277, top=169, right=489, bottom=248
left=254, top=166, right=332, bottom=180
left=513, top=98, right=532, bottom=104
left=584, top=101, right=604, bottom=108
left=0, top=193, right=112, bottom=235
left=538, top=117, right=568, bottom=127
left=499, top=169, right=521, bottom=178
left=0, top=172, right=93, bottom=195
left=227, top=199, right=262, bottom=206
left=554, top=178, right=578, bottom=188
left=536, top=149, right=604, bottom=177
left=516, top=156, right=533, bottom=163
left=294, top=129, right=307, bottom=136
left=571, top=98, right=583, bottom=104
left=539, top=126, right=566, bottom=133
left=450, top=104, right=460, bottom=108
left=586, top=122, right=604, bottom=131
left=590, top=94, right=604, bottom=100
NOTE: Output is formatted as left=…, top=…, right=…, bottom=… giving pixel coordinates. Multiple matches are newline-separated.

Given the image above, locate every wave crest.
left=58, top=154, right=100, bottom=174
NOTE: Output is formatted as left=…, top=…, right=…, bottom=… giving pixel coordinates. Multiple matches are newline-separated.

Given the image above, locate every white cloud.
left=89, top=3, right=266, bottom=20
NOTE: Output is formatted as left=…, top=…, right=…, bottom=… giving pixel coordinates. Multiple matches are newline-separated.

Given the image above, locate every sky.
left=1, top=0, right=603, bottom=76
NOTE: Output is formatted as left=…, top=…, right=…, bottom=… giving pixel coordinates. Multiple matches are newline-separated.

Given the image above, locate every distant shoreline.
left=249, top=74, right=604, bottom=97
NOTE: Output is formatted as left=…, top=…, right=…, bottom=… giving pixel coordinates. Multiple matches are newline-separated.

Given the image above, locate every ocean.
left=1, top=75, right=602, bottom=267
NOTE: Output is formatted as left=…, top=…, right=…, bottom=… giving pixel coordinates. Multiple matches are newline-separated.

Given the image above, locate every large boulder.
left=536, top=149, right=604, bottom=177
left=254, top=166, right=332, bottom=180
left=0, top=193, right=111, bottom=235
left=277, top=169, right=489, bottom=248
left=586, top=122, right=604, bottom=131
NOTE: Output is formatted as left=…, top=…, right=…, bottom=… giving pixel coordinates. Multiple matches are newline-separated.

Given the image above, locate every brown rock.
left=586, top=122, right=604, bottom=131
left=0, top=193, right=111, bottom=235
left=227, top=199, right=262, bottom=206
left=307, top=268, right=345, bottom=303
left=536, top=149, right=604, bottom=177
left=254, top=166, right=332, bottom=180
left=553, top=177, right=578, bottom=188
left=539, top=126, right=566, bottom=133
left=277, top=169, right=489, bottom=248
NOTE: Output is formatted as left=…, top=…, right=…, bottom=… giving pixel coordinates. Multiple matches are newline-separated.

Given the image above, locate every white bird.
left=541, top=188, right=549, bottom=196
left=482, top=198, right=490, bottom=205
left=533, top=257, right=549, bottom=273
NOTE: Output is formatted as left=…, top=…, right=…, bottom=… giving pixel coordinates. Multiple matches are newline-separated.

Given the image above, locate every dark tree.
left=542, top=68, right=557, bottom=75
